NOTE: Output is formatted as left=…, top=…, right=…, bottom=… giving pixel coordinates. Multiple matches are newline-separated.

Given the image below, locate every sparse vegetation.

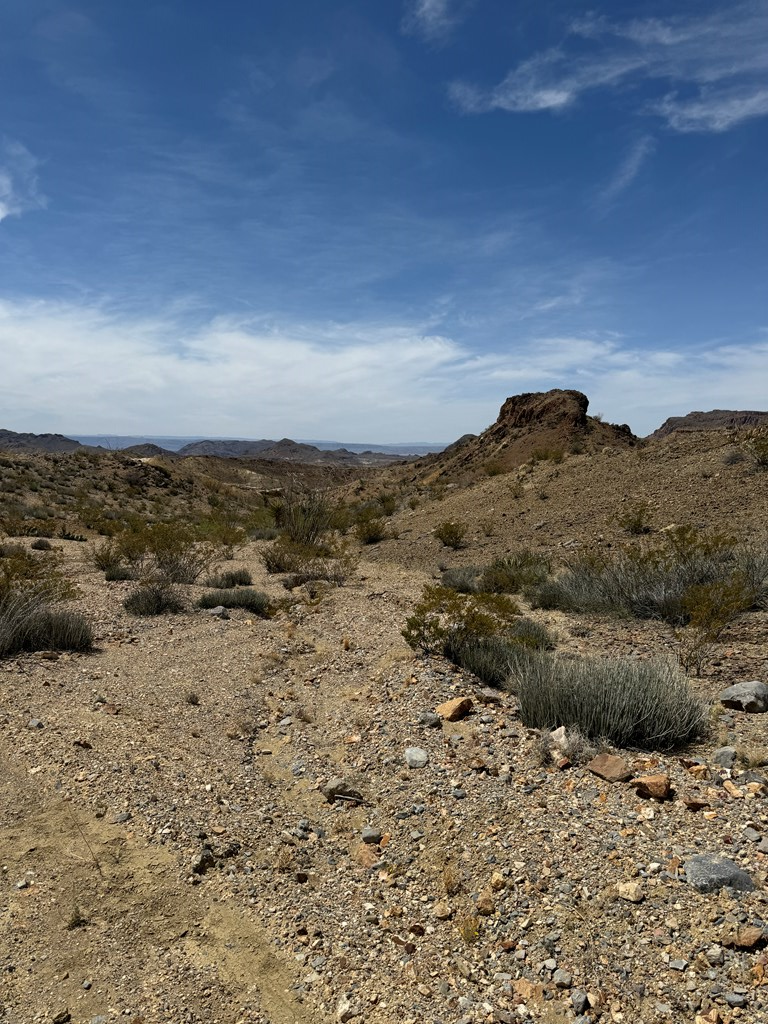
left=479, top=550, right=551, bottom=594
left=197, top=587, right=271, bottom=615
left=511, top=653, right=707, bottom=751
left=434, top=521, right=467, bottom=549
left=123, top=579, right=184, bottom=616
left=617, top=501, right=652, bottom=535
left=204, top=568, right=252, bottom=588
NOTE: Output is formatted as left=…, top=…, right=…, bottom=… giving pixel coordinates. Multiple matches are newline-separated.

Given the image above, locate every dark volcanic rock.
left=0, top=429, right=82, bottom=453
left=649, top=408, right=768, bottom=439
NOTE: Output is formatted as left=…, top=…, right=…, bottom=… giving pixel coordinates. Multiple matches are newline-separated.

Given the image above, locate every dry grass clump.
left=204, top=568, right=252, bottom=588
left=197, top=588, right=271, bottom=616
left=511, top=653, right=707, bottom=751
left=123, top=579, right=185, bottom=616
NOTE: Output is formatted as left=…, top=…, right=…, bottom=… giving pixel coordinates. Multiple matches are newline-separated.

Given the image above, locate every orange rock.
left=435, top=696, right=473, bottom=721
left=632, top=774, right=673, bottom=800
left=351, top=844, right=380, bottom=869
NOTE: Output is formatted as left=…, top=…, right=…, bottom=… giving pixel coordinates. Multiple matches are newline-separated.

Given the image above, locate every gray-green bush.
left=511, top=653, right=707, bottom=751
left=197, top=588, right=270, bottom=615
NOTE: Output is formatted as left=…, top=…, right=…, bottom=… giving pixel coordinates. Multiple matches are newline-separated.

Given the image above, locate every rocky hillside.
left=177, top=437, right=407, bottom=466
left=411, top=390, right=635, bottom=484
left=0, top=428, right=83, bottom=453
left=650, top=409, right=768, bottom=439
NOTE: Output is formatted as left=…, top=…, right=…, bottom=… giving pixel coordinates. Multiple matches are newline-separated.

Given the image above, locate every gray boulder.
left=719, top=681, right=768, bottom=713
left=684, top=854, right=755, bottom=893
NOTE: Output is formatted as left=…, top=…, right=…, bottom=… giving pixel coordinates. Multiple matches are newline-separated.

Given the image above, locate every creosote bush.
left=402, top=585, right=520, bottom=655
left=434, top=521, right=467, bottom=550
left=480, top=551, right=551, bottom=595
left=511, top=654, right=707, bottom=751
left=272, top=488, right=334, bottom=547
left=197, top=587, right=271, bottom=615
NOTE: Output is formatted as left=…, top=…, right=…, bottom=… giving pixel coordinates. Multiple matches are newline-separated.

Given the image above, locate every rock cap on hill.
left=649, top=409, right=768, bottom=439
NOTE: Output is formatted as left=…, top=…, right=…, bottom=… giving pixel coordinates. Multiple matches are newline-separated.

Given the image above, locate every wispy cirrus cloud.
left=595, top=136, right=655, bottom=212
left=402, top=0, right=471, bottom=43
left=1, top=297, right=767, bottom=438
left=451, top=3, right=768, bottom=133
left=0, top=140, right=46, bottom=223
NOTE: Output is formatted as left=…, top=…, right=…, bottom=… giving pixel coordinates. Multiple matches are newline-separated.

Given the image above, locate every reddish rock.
left=633, top=774, right=673, bottom=800
left=587, top=753, right=632, bottom=783
left=435, top=696, right=473, bottom=721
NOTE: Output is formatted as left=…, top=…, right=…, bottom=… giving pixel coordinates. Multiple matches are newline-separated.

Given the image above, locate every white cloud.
left=595, top=136, right=655, bottom=209
left=402, top=0, right=470, bottom=43
left=451, top=3, right=768, bottom=133
left=0, top=140, right=47, bottom=223
left=0, top=298, right=767, bottom=439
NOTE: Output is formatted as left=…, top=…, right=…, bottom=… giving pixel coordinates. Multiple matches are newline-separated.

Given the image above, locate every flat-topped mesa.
left=650, top=409, right=768, bottom=439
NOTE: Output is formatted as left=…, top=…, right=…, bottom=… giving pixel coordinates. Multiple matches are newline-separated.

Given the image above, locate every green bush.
left=0, top=543, right=25, bottom=558
left=262, top=538, right=324, bottom=574
left=30, top=538, right=53, bottom=551
left=511, top=654, right=707, bottom=751
left=355, top=516, right=388, bottom=545
left=273, top=488, right=333, bottom=546
left=105, top=566, right=135, bottom=582
left=403, top=585, right=519, bottom=654
left=197, top=588, right=270, bottom=615
left=617, top=502, right=652, bottom=535
left=123, top=580, right=184, bottom=616
left=443, top=634, right=532, bottom=688
left=480, top=551, right=551, bottom=594
left=434, top=521, right=467, bottom=549
left=205, top=568, right=252, bottom=588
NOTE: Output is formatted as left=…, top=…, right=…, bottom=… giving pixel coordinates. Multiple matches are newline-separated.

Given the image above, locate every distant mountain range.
left=69, top=434, right=444, bottom=456
left=0, top=429, right=444, bottom=465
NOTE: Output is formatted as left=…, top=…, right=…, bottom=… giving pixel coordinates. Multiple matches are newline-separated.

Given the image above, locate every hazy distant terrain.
left=71, top=435, right=445, bottom=456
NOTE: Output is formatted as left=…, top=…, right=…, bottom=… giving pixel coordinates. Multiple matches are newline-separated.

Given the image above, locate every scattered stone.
left=587, top=753, right=631, bottom=783
left=190, top=847, right=215, bottom=875
left=724, top=992, right=748, bottom=1009
left=27, top=719, right=44, bottom=730
left=433, top=901, right=452, bottom=920
left=633, top=774, right=673, bottom=801
left=111, top=811, right=132, bottom=824
left=405, top=746, right=429, bottom=769
left=336, top=993, right=361, bottom=1022
left=617, top=881, right=645, bottom=903
left=476, top=888, right=495, bottom=916
left=713, top=746, right=737, bottom=768
left=361, top=826, right=382, bottom=845
left=553, top=968, right=572, bottom=988
left=684, top=854, right=755, bottom=893
left=351, top=844, right=379, bottom=869
left=476, top=687, right=504, bottom=705
left=669, top=959, right=688, bottom=971
left=320, top=777, right=364, bottom=804
left=51, top=1012, right=71, bottom=1024
left=207, top=606, right=230, bottom=619
left=682, top=795, right=710, bottom=812
left=719, top=681, right=768, bottom=713
left=435, top=696, right=473, bottom=721
left=490, top=870, right=506, bottom=891
left=418, top=711, right=441, bottom=728
left=743, top=825, right=761, bottom=842
left=722, top=925, right=766, bottom=949
left=571, top=990, right=589, bottom=1014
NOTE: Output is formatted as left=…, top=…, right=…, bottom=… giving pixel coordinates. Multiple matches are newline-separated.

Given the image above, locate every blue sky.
left=1, top=0, right=766, bottom=440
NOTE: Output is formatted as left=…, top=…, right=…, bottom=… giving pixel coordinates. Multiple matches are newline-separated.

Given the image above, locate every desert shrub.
left=441, top=566, right=481, bottom=593
left=434, top=521, right=467, bottom=550
left=262, top=538, right=323, bottom=574
left=197, top=588, right=270, bottom=616
left=282, top=550, right=357, bottom=589
left=0, top=548, right=74, bottom=602
left=105, top=566, right=135, bottom=582
left=205, top=568, right=252, bottom=588
left=123, top=579, right=184, bottom=616
left=355, top=516, right=388, bottom=545
left=479, top=551, right=551, bottom=594
left=617, top=502, right=652, bottom=535
left=272, top=488, right=333, bottom=547
left=30, top=538, right=53, bottom=551
left=507, top=616, right=556, bottom=650
left=529, top=527, right=760, bottom=625
left=444, top=634, right=532, bottom=687
left=376, top=493, right=399, bottom=516
left=249, top=526, right=280, bottom=541
left=721, top=448, right=746, bottom=466
left=58, top=529, right=87, bottom=542
left=531, top=447, right=564, bottom=464
left=0, top=591, right=93, bottom=657
left=743, top=429, right=768, bottom=470
left=0, top=543, right=25, bottom=558
left=403, top=585, right=520, bottom=655
left=511, top=654, right=707, bottom=750
left=90, top=540, right=125, bottom=573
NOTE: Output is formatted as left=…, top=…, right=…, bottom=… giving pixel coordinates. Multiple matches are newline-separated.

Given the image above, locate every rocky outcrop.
left=0, top=429, right=82, bottom=453
left=650, top=409, right=768, bottom=439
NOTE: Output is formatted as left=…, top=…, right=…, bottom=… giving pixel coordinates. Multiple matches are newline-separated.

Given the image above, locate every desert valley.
left=2, top=390, right=768, bottom=1024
